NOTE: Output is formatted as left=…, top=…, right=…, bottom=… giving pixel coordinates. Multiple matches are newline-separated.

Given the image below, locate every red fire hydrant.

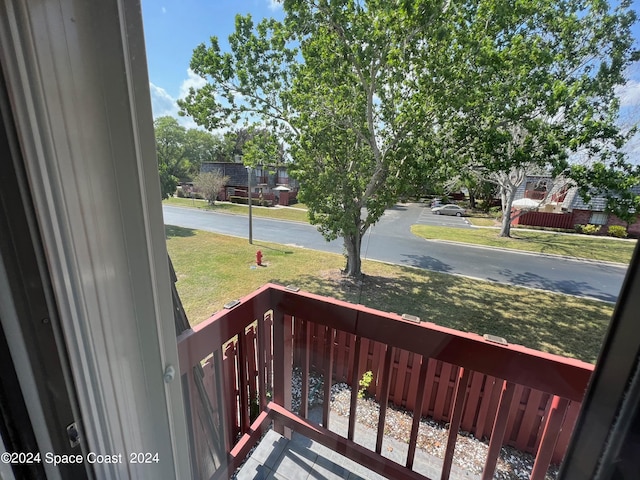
left=256, top=250, right=263, bottom=266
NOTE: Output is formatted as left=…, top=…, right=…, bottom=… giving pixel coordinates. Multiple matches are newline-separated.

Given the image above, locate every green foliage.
left=154, top=116, right=227, bottom=197
left=570, top=160, right=640, bottom=227
left=179, top=1, right=454, bottom=277
left=581, top=224, right=602, bottom=235
left=608, top=225, right=628, bottom=238
left=574, top=224, right=584, bottom=234
left=489, top=206, right=503, bottom=219
left=358, top=371, right=374, bottom=399
left=437, top=0, right=638, bottom=237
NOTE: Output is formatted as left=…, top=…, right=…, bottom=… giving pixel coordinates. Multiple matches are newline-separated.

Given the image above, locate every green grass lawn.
left=411, top=224, right=636, bottom=264
left=467, top=216, right=500, bottom=227
left=164, top=197, right=309, bottom=222
left=166, top=225, right=613, bottom=363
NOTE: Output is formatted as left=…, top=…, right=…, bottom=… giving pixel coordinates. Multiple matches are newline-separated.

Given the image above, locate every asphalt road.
left=163, top=203, right=629, bottom=302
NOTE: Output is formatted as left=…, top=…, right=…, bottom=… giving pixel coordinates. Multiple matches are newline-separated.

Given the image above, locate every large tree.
left=439, top=0, right=638, bottom=237
left=179, top=1, right=452, bottom=277
left=155, top=116, right=191, bottom=199
left=184, top=128, right=228, bottom=173
left=154, top=116, right=229, bottom=198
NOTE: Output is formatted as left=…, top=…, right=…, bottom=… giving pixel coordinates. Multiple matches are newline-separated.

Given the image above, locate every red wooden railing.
left=177, top=284, right=594, bottom=480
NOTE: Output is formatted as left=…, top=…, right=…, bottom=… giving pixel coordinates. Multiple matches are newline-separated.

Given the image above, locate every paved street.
left=163, top=204, right=629, bottom=302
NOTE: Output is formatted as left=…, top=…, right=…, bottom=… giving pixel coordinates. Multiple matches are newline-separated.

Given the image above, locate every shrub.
left=176, top=186, right=185, bottom=198
left=574, top=224, right=584, bottom=233
left=608, top=225, right=628, bottom=238
left=581, top=224, right=601, bottom=235
left=489, top=206, right=502, bottom=219
left=193, top=171, right=229, bottom=205
left=358, top=371, right=374, bottom=399
left=229, top=195, right=248, bottom=205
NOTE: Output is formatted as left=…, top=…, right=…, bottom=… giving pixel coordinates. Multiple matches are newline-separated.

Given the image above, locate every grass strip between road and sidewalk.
left=164, top=197, right=309, bottom=223
left=166, top=225, right=613, bottom=364
left=411, top=224, right=636, bottom=264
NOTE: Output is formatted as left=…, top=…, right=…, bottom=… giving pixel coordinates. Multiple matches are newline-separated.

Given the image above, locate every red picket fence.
left=513, top=211, right=575, bottom=230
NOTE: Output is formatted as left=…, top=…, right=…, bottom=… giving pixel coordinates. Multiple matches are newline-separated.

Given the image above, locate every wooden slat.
left=267, top=403, right=428, bottom=480
left=346, top=332, right=356, bottom=384
left=336, top=329, right=350, bottom=382
left=282, top=314, right=294, bottom=439
left=223, top=342, right=239, bottom=446
left=407, top=355, right=429, bottom=470
left=505, top=384, right=525, bottom=444
left=552, top=400, right=580, bottom=464
left=212, top=349, right=230, bottom=455
left=257, top=314, right=267, bottom=411
left=183, top=370, right=201, bottom=478
left=245, top=325, right=258, bottom=408
left=530, top=396, right=570, bottom=480
left=393, top=349, right=411, bottom=406
left=404, top=353, right=420, bottom=413
left=272, top=309, right=286, bottom=436
left=371, top=342, right=384, bottom=401
left=238, top=329, right=250, bottom=434
left=482, top=381, right=516, bottom=480
left=515, top=389, right=544, bottom=450
left=300, top=319, right=311, bottom=418
left=348, top=336, right=363, bottom=441
left=433, top=362, right=453, bottom=421
left=423, top=359, right=437, bottom=418
left=375, top=346, right=395, bottom=454
left=323, top=326, right=336, bottom=428
left=462, top=372, right=484, bottom=433
left=480, top=376, right=503, bottom=440
left=441, top=368, right=470, bottom=480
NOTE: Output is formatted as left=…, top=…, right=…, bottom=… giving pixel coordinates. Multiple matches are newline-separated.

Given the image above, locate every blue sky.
left=142, top=0, right=284, bottom=127
left=141, top=0, right=640, bottom=156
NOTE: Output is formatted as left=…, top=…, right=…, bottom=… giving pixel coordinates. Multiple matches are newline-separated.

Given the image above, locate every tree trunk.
left=343, top=232, right=363, bottom=278
left=500, top=189, right=517, bottom=237
left=469, top=190, right=476, bottom=209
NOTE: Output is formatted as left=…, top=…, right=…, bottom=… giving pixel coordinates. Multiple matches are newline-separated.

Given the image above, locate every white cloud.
left=149, top=82, right=179, bottom=118
left=268, top=0, right=283, bottom=11
left=617, top=79, right=640, bottom=108
left=161, top=6, right=166, bottom=14
left=149, top=69, right=217, bottom=130
left=178, top=68, right=207, bottom=99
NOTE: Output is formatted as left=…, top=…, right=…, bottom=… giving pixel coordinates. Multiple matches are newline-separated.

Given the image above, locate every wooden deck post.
left=530, top=396, right=569, bottom=480
left=482, top=381, right=516, bottom=480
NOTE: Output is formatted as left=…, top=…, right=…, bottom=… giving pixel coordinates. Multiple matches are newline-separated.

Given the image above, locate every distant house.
left=200, top=162, right=299, bottom=206
left=511, top=176, right=640, bottom=236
